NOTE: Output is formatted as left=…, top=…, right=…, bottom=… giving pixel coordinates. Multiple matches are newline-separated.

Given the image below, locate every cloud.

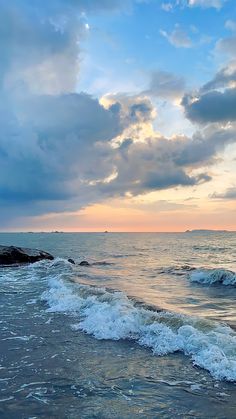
left=215, top=36, right=236, bottom=58
left=211, top=187, right=236, bottom=199
left=182, top=61, right=236, bottom=124
left=161, top=0, right=225, bottom=10
left=93, top=121, right=236, bottom=199
left=1, top=0, right=180, bottom=226
left=0, top=0, right=132, bottom=95
left=225, top=20, right=236, bottom=32
left=200, top=63, right=236, bottom=92
left=0, top=1, right=80, bottom=94
left=102, top=93, right=156, bottom=124
left=160, top=23, right=213, bottom=50
left=161, top=3, right=173, bottom=12
left=145, top=70, right=186, bottom=99
left=187, top=0, right=226, bottom=9
left=94, top=134, right=212, bottom=199
left=160, top=26, right=192, bottom=48
left=0, top=0, right=132, bottom=225
left=2, top=86, right=236, bottom=225
left=0, top=89, right=162, bottom=223
left=183, top=89, right=236, bottom=123
left=0, top=92, right=123, bottom=203
left=169, top=127, right=232, bottom=166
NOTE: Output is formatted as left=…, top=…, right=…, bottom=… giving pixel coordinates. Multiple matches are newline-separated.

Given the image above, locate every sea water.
left=0, top=232, right=236, bottom=418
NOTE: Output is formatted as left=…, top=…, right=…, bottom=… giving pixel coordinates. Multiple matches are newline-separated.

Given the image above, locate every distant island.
left=51, top=231, right=64, bottom=234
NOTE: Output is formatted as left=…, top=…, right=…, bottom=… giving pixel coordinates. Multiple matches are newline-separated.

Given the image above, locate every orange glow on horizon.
left=4, top=202, right=236, bottom=233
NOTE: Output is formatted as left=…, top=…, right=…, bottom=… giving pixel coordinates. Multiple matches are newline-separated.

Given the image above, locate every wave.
left=41, top=270, right=236, bottom=382
left=190, top=269, right=236, bottom=286
left=192, top=245, right=229, bottom=252
left=157, top=264, right=236, bottom=286
left=157, top=265, right=196, bottom=276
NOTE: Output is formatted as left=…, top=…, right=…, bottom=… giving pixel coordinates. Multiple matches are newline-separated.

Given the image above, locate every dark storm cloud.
left=182, top=56, right=236, bottom=124
left=0, top=92, right=123, bottom=203
left=182, top=88, right=236, bottom=123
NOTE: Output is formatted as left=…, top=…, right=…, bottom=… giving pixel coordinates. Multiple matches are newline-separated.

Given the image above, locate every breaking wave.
left=190, top=269, right=236, bottom=286
left=41, top=269, right=236, bottom=382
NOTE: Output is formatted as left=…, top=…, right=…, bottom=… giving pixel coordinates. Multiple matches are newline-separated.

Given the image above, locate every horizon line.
left=0, top=229, right=235, bottom=234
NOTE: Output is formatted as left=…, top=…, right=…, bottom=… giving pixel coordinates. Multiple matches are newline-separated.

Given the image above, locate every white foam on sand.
left=190, top=269, right=236, bottom=286
left=42, top=273, right=236, bottom=382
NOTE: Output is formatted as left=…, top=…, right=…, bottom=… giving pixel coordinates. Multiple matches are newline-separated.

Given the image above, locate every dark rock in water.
left=79, top=260, right=90, bottom=266
left=0, top=245, right=54, bottom=266
left=68, top=258, right=75, bottom=265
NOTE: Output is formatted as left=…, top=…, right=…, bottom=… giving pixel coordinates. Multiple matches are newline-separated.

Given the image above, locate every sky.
left=0, top=0, right=236, bottom=232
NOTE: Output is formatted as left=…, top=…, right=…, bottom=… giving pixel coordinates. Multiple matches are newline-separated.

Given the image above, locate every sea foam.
left=190, top=268, right=236, bottom=286
left=42, top=272, right=236, bottom=382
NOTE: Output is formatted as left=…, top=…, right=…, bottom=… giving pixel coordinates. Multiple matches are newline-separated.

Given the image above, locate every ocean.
left=0, top=232, right=236, bottom=418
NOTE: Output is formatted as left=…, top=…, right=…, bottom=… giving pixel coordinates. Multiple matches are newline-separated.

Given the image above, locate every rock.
left=79, top=260, right=90, bottom=266
left=68, top=258, right=75, bottom=265
left=0, top=245, right=54, bottom=266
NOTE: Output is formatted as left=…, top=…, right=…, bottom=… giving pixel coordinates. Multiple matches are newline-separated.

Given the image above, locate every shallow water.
left=0, top=232, right=236, bottom=418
